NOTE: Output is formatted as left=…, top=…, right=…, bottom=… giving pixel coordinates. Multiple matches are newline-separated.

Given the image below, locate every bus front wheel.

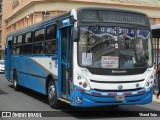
left=47, top=79, right=61, bottom=109
left=13, top=71, right=20, bottom=91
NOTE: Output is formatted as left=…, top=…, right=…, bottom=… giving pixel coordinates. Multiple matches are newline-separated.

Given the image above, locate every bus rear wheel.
left=13, top=71, right=20, bottom=91
left=47, top=79, right=61, bottom=109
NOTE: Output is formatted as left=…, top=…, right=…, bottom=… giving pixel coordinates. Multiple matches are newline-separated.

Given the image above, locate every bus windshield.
left=78, top=26, right=152, bottom=69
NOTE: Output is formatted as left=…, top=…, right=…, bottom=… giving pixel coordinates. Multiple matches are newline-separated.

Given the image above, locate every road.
left=0, top=73, right=160, bottom=120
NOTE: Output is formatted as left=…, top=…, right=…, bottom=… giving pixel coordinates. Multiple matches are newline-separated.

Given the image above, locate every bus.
left=5, top=7, right=154, bottom=108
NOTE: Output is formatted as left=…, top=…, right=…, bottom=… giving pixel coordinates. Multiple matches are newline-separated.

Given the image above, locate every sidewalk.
left=153, top=95, right=160, bottom=104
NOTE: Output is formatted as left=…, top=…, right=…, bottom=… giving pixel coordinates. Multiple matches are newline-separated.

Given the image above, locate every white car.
left=0, top=60, right=5, bottom=73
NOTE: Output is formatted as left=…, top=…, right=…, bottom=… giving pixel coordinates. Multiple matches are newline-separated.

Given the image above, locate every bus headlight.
left=82, top=82, right=88, bottom=88
left=81, top=80, right=90, bottom=90
left=77, top=75, right=90, bottom=90
left=145, top=75, right=154, bottom=88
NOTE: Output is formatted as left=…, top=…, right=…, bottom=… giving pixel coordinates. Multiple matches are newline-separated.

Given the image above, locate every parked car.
left=0, top=60, right=5, bottom=73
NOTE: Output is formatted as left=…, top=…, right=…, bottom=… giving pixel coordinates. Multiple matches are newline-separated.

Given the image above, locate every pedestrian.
left=155, top=63, right=160, bottom=99
left=153, top=63, right=157, bottom=95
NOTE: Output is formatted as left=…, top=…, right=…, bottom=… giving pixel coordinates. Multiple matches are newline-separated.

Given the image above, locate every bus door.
left=57, top=17, right=73, bottom=99
left=5, top=36, right=12, bottom=81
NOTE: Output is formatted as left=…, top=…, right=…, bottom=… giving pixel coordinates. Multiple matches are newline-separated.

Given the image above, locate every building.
left=0, top=0, right=2, bottom=60
left=1, top=0, right=160, bottom=59
left=0, top=0, right=12, bottom=60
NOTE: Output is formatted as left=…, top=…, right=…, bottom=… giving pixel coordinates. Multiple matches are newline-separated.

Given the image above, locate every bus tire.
left=13, top=71, right=20, bottom=91
left=47, top=79, right=61, bottom=109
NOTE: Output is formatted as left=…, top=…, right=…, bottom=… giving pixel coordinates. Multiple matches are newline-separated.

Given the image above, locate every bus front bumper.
left=73, top=85, right=153, bottom=107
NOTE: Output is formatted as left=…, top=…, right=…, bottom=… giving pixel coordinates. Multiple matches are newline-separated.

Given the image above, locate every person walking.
left=153, top=63, right=157, bottom=95
left=155, top=63, right=160, bottom=99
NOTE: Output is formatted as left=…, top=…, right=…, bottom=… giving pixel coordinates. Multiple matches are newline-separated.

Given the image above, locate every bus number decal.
left=101, top=56, right=119, bottom=68
left=82, top=53, right=92, bottom=66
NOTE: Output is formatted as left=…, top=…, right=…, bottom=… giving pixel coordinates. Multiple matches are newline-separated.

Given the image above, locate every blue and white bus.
left=5, top=7, right=154, bottom=108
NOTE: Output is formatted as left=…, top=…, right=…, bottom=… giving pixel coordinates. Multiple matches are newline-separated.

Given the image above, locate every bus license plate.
left=115, top=95, right=125, bottom=101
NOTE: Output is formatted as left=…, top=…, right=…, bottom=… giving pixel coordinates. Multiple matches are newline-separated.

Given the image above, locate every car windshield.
left=78, top=26, right=152, bottom=69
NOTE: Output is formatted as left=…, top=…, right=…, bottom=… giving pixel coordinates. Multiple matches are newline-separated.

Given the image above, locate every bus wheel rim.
left=48, top=84, right=56, bottom=101
left=14, top=80, right=17, bottom=87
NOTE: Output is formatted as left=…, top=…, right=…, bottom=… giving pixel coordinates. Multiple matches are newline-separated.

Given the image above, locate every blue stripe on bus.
left=10, top=56, right=58, bottom=95
left=73, top=85, right=153, bottom=107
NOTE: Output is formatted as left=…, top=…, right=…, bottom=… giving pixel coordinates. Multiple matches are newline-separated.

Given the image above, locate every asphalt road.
left=0, top=73, right=160, bottom=120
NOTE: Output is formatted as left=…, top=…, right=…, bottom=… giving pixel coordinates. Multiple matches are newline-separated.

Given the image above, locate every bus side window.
left=45, top=24, right=57, bottom=55
left=45, top=41, right=57, bottom=54
left=13, top=35, right=23, bottom=55
left=23, top=32, right=32, bottom=55
left=46, top=25, right=56, bottom=40
left=34, top=28, right=44, bottom=55
left=12, top=36, right=17, bottom=55
left=34, top=29, right=44, bottom=42
left=17, top=35, right=23, bottom=55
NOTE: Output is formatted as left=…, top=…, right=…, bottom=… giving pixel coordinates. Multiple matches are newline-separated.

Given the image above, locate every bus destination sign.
left=81, top=10, right=147, bottom=26
left=100, top=12, right=146, bottom=26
